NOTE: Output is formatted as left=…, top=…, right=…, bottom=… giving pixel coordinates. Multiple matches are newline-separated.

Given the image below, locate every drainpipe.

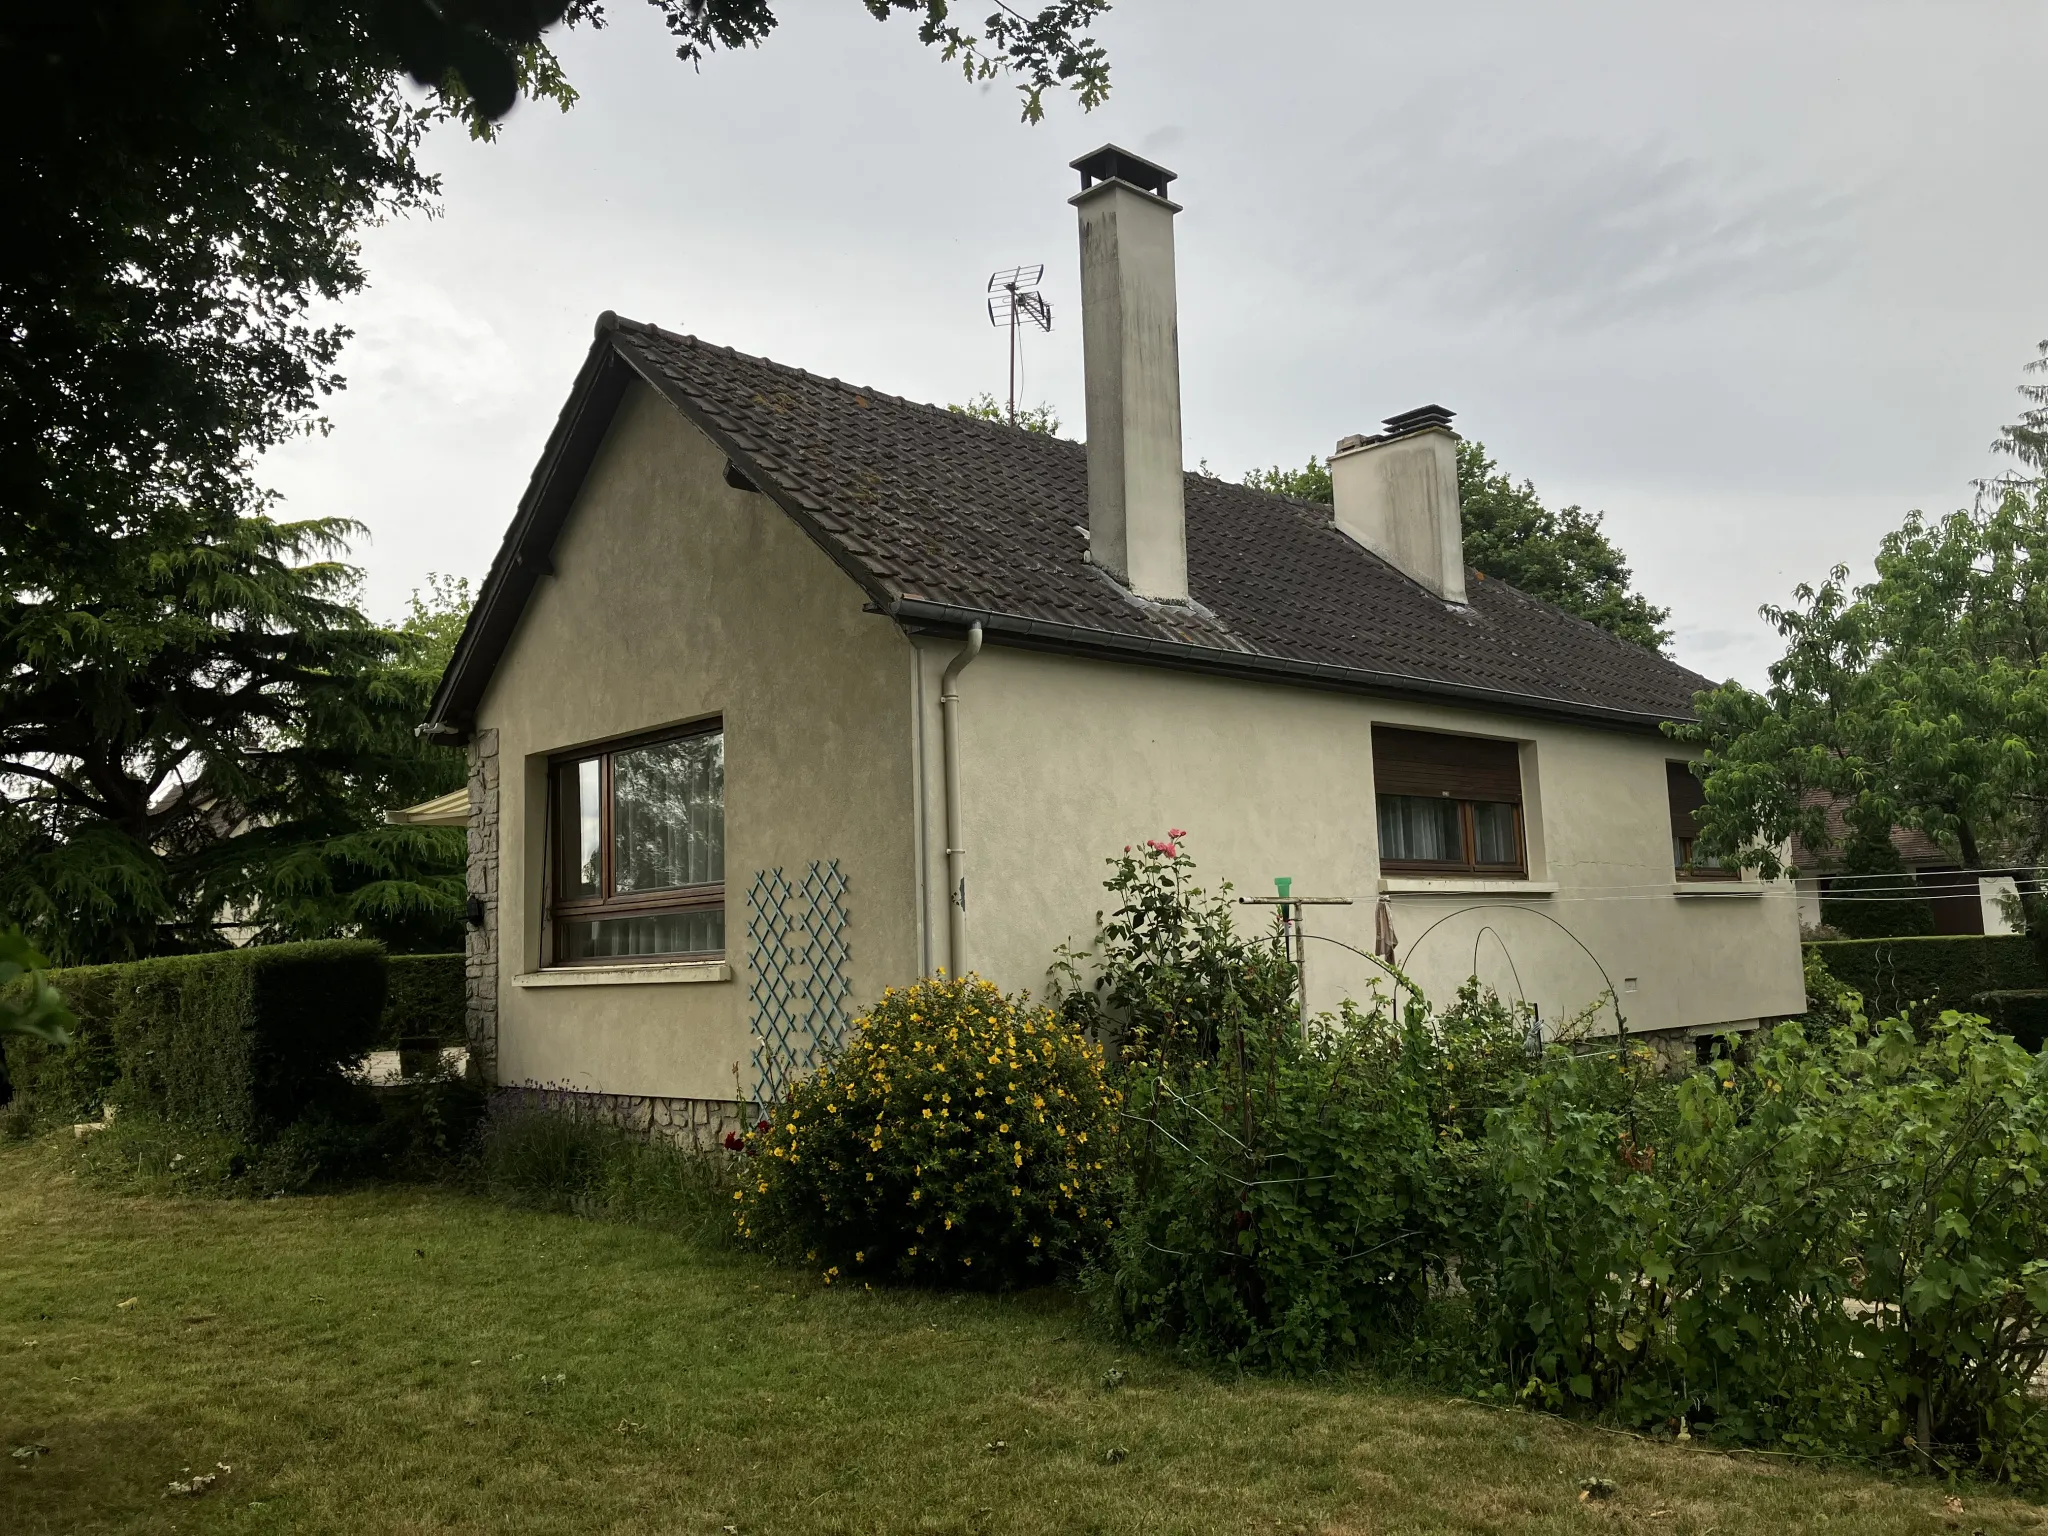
left=939, top=623, right=984, bottom=977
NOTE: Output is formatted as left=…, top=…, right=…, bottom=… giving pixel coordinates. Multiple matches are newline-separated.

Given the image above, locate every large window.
left=549, top=722, right=726, bottom=963
left=1666, top=760, right=1733, bottom=879
left=1373, top=726, right=1525, bottom=876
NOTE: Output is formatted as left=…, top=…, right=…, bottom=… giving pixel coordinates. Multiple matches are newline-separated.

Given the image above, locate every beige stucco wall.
left=472, top=380, right=919, bottom=1100
left=927, top=643, right=1806, bottom=1039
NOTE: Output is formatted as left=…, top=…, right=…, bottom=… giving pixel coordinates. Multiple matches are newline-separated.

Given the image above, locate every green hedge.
left=1804, top=935, right=2047, bottom=1028
left=2, top=963, right=125, bottom=1123
left=379, top=953, right=465, bottom=1050
left=3, top=941, right=385, bottom=1139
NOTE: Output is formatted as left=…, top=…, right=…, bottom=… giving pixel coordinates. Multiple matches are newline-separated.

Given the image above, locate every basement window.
left=1667, top=761, right=1734, bottom=880
left=548, top=721, right=726, bottom=964
left=1373, top=726, right=1526, bottom=876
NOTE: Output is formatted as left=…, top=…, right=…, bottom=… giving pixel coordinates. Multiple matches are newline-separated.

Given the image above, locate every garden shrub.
left=1104, top=983, right=1529, bottom=1371
left=1064, top=837, right=1529, bottom=1370
left=1052, top=832, right=1296, bottom=1067
left=737, top=974, right=1118, bottom=1287
left=1479, top=1005, right=2048, bottom=1479
left=379, top=952, right=465, bottom=1050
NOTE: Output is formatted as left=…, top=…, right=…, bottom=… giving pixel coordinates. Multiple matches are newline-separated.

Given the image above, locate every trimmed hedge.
left=380, top=952, right=465, bottom=1050
left=1805, top=935, right=2047, bottom=1031
left=3, top=941, right=385, bottom=1140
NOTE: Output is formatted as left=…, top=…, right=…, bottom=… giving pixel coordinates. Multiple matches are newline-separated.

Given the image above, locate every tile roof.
left=1787, top=790, right=1954, bottom=872
left=427, top=315, right=1716, bottom=738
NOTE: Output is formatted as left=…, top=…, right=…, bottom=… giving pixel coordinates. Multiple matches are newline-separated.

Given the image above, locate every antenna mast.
left=986, top=265, right=1051, bottom=425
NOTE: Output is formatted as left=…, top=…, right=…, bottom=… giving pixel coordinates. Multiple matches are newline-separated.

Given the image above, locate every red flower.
left=1168, top=828, right=1186, bottom=840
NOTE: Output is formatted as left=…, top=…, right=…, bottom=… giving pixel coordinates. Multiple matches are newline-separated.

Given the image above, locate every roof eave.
left=423, top=322, right=634, bottom=742
left=886, top=597, right=1696, bottom=733
left=424, top=317, right=905, bottom=744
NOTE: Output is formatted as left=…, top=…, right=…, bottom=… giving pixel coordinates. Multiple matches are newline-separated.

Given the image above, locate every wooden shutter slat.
left=1372, top=727, right=1521, bottom=803
left=1667, top=761, right=1707, bottom=838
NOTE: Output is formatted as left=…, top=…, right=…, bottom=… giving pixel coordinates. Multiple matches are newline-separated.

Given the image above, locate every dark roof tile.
left=427, top=317, right=1716, bottom=738
left=609, top=320, right=1710, bottom=723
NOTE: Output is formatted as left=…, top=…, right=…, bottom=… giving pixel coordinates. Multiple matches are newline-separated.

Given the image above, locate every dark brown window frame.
left=1372, top=726, right=1528, bottom=878
left=1666, top=760, right=1738, bottom=882
left=546, top=718, right=725, bottom=967
left=1376, top=794, right=1529, bottom=877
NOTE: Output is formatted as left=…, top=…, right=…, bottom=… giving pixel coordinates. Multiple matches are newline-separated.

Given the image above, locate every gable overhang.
left=426, top=314, right=1695, bottom=745
left=423, top=313, right=899, bottom=743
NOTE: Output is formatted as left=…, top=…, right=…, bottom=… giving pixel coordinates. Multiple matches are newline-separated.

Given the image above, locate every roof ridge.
left=611, top=311, right=1087, bottom=446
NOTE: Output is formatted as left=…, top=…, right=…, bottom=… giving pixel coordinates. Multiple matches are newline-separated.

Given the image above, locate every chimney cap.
left=1071, top=144, right=1177, bottom=199
left=1381, top=404, right=1457, bottom=437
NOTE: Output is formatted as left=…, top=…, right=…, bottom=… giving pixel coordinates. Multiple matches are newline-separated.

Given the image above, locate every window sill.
left=516, top=960, right=733, bottom=988
left=1379, top=877, right=1558, bottom=897
left=1671, top=882, right=1769, bottom=898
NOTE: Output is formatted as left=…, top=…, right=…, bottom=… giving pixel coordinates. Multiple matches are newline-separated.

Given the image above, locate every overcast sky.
left=264, top=0, right=2048, bottom=685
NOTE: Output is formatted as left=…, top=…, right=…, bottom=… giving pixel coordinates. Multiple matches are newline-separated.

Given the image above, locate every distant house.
left=422, top=146, right=1805, bottom=1131
left=1788, top=794, right=2021, bottom=937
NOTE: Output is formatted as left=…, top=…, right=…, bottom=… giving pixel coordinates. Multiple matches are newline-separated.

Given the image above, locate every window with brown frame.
left=1666, top=760, right=1735, bottom=879
left=548, top=721, right=726, bottom=964
left=1372, top=726, right=1526, bottom=876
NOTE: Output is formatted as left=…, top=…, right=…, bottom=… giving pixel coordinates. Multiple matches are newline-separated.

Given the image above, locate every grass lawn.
left=2, top=1139, right=2040, bottom=1535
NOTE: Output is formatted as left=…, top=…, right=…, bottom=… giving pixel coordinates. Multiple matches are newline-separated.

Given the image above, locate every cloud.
left=1317, top=125, right=1862, bottom=329
left=326, top=275, right=533, bottom=418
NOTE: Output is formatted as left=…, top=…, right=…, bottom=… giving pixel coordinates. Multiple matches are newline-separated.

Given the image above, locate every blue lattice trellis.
left=747, top=859, right=851, bottom=1114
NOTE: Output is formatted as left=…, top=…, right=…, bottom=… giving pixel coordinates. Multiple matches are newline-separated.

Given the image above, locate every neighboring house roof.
left=426, top=314, right=1717, bottom=741
left=1788, top=789, right=1952, bottom=873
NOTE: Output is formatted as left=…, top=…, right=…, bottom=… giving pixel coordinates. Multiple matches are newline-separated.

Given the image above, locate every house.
left=423, top=146, right=1806, bottom=1135
left=1787, top=793, right=2022, bottom=938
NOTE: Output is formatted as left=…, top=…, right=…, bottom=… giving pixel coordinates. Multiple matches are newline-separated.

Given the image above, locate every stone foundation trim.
left=493, top=1085, right=752, bottom=1149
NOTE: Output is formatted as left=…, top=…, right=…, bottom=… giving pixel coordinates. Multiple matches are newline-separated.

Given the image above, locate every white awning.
left=385, top=788, right=469, bottom=827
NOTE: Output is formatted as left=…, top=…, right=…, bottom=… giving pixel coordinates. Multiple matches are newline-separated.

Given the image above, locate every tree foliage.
left=948, top=393, right=1063, bottom=437
left=7, top=0, right=1108, bottom=961
left=1244, top=442, right=1671, bottom=651
left=1671, top=345, right=2048, bottom=919
left=0, top=505, right=470, bottom=962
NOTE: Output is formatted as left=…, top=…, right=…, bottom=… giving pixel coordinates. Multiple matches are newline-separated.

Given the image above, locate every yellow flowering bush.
left=735, top=974, right=1118, bottom=1287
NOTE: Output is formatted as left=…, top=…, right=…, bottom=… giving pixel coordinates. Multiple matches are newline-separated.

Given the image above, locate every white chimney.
left=1071, top=145, right=1188, bottom=603
left=1329, top=406, right=1467, bottom=605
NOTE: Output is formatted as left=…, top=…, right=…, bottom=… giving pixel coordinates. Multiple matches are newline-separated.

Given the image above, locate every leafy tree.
left=948, top=393, right=1063, bottom=436
left=1245, top=442, right=1671, bottom=651
left=0, top=516, right=470, bottom=962
left=5, top=0, right=1104, bottom=960
left=1672, top=343, right=2048, bottom=959
left=1244, top=457, right=1333, bottom=504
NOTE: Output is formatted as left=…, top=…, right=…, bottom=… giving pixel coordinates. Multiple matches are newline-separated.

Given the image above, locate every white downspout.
left=939, top=623, right=983, bottom=977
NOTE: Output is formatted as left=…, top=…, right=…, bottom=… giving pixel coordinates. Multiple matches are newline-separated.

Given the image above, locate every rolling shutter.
left=1667, top=761, right=1707, bottom=837
left=1372, top=727, right=1522, bottom=803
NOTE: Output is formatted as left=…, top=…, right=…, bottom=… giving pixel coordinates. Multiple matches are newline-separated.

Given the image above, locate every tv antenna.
left=986, top=265, right=1052, bottom=426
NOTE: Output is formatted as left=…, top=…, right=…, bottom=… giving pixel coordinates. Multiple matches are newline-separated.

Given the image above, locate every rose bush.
left=736, top=974, right=1118, bottom=1288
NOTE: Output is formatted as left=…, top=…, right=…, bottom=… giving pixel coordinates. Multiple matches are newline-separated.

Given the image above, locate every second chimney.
left=1329, top=406, right=1468, bottom=605
left=1071, top=145, right=1187, bottom=602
